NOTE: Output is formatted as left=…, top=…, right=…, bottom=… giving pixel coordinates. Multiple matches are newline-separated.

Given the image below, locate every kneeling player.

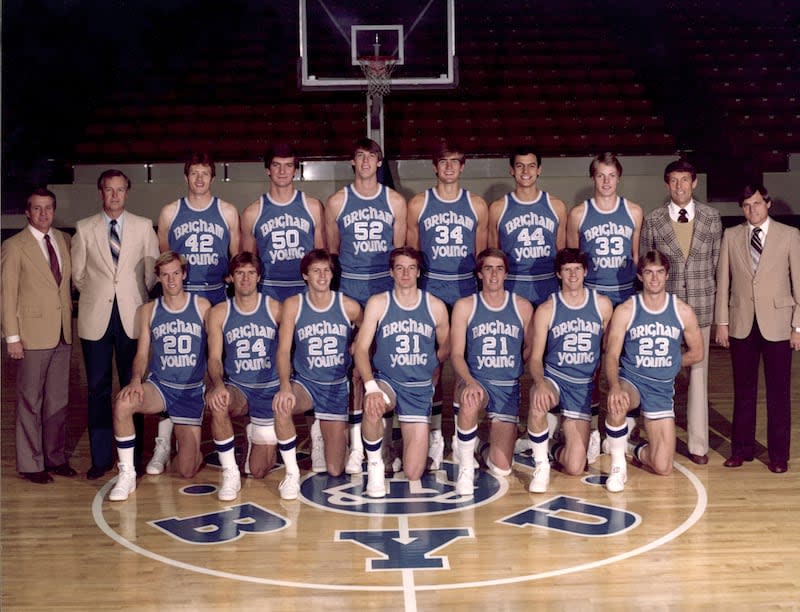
left=527, top=249, right=613, bottom=493
left=354, top=247, right=450, bottom=497
left=110, top=252, right=210, bottom=501
left=450, top=249, right=533, bottom=496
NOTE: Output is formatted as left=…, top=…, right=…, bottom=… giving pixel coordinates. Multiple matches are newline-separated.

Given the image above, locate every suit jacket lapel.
left=92, top=214, right=117, bottom=273
left=654, top=207, right=686, bottom=263
left=686, top=206, right=709, bottom=261
left=734, top=223, right=755, bottom=279
left=20, top=229, right=58, bottom=286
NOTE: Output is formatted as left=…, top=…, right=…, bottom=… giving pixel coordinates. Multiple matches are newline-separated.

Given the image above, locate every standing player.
left=109, top=252, right=210, bottom=501
left=489, top=146, right=567, bottom=306
left=567, top=152, right=644, bottom=451
left=326, top=138, right=406, bottom=472
left=450, top=249, right=533, bottom=496
left=407, top=141, right=489, bottom=467
left=604, top=250, right=703, bottom=492
left=526, top=249, right=613, bottom=493
left=325, top=138, right=407, bottom=306
left=206, top=252, right=301, bottom=501
left=354, top=247, right=450, bottom=498
left=153, top=153, right=241, bottom=474
left=273, top=249, right=362, bottom=477
left=241, top=143, right=326, bottom=300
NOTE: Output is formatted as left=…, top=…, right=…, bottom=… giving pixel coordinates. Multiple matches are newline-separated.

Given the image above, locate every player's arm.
left=205, top=302, right=230, bottom=410
left=324, top=190, right=344, bottom=256
left=430, top=295, right=451, bottom=367
left=516, top=295, right=535, bottom=364
left=389, top=188, right=408, bottom=248
left=240, top=199, right=260, bottom=254
left=473, top=195, right=489, bottom=254
left=604, top=300, right=633, bottom=416
left=272, top=295, right=299, bottom=416
left=119, top=302, right=155, bottom=402
left=343, top=295, right=363, bottom=328
left=354, top=293, right=389, bottom=417
left=565, top=203, right=584, bottom=249
left=156, top=202, right=177, bottom=253
left=220, top=201, right=241, bottom=255
left=597, top=294, right=615, bottom=350
left=627, top=201, right=644, bottom=265
left=551, top=196, right=568, bottom=251
left=449, top=297, right=484, bottom=410
left=405, top=193, right=424, bottom=249
left=528, top=299, right=558, bottom=412
left=678, top=300, right=704, bottom=368
left=307, top=196, right=327, bottom=249
left=487, top=197, right=504, bottom=248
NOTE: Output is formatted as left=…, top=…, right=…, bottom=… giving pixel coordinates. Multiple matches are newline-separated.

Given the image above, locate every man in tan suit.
left=2, top=188, right=74, bottom=483
left=715, top=182, right=800, bottom=473
left=72, top=169, right=159, bottom=479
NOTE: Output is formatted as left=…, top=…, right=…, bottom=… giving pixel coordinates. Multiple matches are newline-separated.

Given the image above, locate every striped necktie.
left=750, top=227, right=762, bottom=272
left=109, top=219, right=121, bottom=265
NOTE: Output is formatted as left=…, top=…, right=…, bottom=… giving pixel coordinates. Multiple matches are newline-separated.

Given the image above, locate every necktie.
left=750, top=227, right=762, bottom=272
left=677, top=208, right=688, bottom=223
left=44, top=234, right=62, bottom=286
left=109, top=219, right=121, bottom=265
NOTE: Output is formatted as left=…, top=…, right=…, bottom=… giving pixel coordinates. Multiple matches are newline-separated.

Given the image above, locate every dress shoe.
left=21, top=471, right=53, bottom=484
left=723, top=454, right=753, bottom=468
left=768, top=461, right=788, bottom=474
left=86, top=464, right=112, bottom=480
left=688, top=453, right=708, bottom=465
left=47, top=463, right=77, bottom=477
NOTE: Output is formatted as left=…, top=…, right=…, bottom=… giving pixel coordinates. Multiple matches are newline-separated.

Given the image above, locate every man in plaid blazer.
left=640, top=159, right=722, bottom=465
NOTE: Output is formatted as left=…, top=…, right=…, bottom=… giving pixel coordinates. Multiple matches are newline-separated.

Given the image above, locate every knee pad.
left=251, top=424, right=277, bottom=445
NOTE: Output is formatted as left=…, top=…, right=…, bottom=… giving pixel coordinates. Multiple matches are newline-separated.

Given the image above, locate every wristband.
left=364, top=380, right=390, bottom=405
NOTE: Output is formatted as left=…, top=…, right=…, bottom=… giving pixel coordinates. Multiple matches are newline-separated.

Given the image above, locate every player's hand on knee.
left=272, top=390, right=295, bottom=417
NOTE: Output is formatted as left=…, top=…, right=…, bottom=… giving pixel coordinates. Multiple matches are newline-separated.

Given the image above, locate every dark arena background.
left=2, top=1, right=799, bottom=609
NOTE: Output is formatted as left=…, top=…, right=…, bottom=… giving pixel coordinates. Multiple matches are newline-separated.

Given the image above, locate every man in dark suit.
left=1, top=188, right=75, bottom=483
left=715, top=183, right=800, bottom=473
left=71, top=170, right=159, bottom=479
left=640, top=160, right=722, bottom=465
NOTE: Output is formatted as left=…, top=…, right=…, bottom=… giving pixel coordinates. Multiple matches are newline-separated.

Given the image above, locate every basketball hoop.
left=358, top=56, right=397, bottom=98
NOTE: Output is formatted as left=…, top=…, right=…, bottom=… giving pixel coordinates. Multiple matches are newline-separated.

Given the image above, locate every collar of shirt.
left=668, top=200, right=695, bottom=222
left=748, top=217, right=770, bottom=241
left=103, top=211, right=125, bottom=236
left=27, top=224, right=61, bottom=263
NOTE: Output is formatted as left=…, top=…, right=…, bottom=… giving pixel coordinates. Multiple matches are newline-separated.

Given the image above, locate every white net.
left=358, top=57, right=398, bottom=97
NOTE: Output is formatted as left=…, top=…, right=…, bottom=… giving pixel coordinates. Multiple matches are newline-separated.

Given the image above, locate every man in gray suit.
left=640, top=160, right=722, bottom=464
left=715, top=183, right=800, bottom=473
left=1, top=188, right=74, bottom=483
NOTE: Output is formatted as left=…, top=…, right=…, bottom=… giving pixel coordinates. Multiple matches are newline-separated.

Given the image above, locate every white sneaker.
left=243, top=423, right=254, bottom=475
left=455, top=465, right=475, bottom=497
left=218, top=467, right=241, bottom=501
left=109, top=464, right=137, bottom=501
left=528, top=462, right=551, bottom=493
left=428, top=430, right=444, bottom=470
left=279, top=472, right=300, bottom=500
left=345, top=448, right=365, bottom=474
left=310, top=421, right=326, bottom=473
left=606, top=464, right=627, bottom=493
left=145, top=437, right=170, bottom=475
left=365, top=460, right=386, bottom=498
left=514, top=436, right=531, bottom=454
left=587, top=430, right=601, bottom=464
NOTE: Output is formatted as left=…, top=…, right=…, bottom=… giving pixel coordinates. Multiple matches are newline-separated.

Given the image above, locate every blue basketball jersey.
left=465, top=291, right=525, bottom=384
left=292, top=291, right=354, bottom=384
left=621, top=293, right=685, bottom=382
left=167, top=197, right=231, bottom=292
left=222, top=294, right=279, bottom=388
left=418, top=188, right=479, bottom=282
left=252, top=191, right=315, bottom=294
left=497, top=191, right=560, bottom=282
left=148, top=294, right=207, bottom=389
left=372, top=290, right=438, bottom=384
left=544, top=289, right=604, bottom=384
left=577, top=197, right=637, bottom=294
left=336, top=184, right=395, bottom=281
